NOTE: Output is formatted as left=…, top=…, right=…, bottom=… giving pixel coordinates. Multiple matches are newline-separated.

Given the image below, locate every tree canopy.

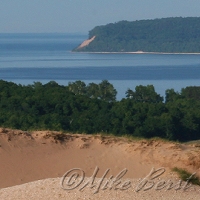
left=0, top=80, right=200, bottom=142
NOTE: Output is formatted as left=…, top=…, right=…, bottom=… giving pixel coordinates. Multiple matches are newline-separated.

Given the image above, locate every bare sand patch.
left=77, top=36, right=96, bottom=49
left=0, top=128, right=200, bottom=199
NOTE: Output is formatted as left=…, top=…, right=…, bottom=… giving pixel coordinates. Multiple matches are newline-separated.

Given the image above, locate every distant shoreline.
left=72, top=51, right=200, bottom=55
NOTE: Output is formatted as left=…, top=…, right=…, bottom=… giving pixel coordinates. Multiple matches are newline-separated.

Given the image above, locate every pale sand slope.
left=0, top=128, right=200, bottom=199
left=77, top=36, right=96, bottom=49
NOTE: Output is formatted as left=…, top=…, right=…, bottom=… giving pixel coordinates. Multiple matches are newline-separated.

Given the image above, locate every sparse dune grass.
left=172, top=167, right=200, bottom=186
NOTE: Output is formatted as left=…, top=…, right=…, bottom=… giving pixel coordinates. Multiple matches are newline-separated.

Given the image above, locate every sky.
left=1, top=0, right=200, bottom=34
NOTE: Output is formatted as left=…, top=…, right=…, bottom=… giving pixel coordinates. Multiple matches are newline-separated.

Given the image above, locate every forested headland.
left=1, top=79, right=200, bottom=142
left=73, top=17, right=200, bottom=53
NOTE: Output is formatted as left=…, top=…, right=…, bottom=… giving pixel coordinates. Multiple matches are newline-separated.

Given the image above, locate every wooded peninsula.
left=73, top=17, right=200, bottom=53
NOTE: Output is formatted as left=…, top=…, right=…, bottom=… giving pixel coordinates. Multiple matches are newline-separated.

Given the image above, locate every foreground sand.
left=0, top=128, right=200, bottom=199
left=1, top=177, right=200, bottom=200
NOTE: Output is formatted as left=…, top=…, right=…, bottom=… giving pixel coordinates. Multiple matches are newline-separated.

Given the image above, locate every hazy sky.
left=1, top=0, right=200, bottom=33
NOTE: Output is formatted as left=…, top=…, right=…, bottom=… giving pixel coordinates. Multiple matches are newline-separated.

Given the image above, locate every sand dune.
left=0, top=128, right=200, bottom=199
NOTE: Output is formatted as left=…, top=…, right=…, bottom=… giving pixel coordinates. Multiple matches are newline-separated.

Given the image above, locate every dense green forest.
left=73, top=17, right=200, bottom=53
left=1, top=79, right=200, bottom=142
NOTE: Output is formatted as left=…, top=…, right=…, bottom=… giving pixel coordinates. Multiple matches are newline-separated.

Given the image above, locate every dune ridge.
left=0, top=127, right=200, bottom=199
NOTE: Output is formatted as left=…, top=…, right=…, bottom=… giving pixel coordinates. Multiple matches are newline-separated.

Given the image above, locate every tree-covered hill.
left=73, top=17, right=200, bottom=53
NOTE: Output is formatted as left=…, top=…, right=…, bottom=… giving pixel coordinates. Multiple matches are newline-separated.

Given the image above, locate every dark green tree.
left=181, top=86, right=200, bottom=100
left=67, top=81, right=87, bottom=95
left=98, top=80, right=117, bottom=102
left=165, top=89, right=180, bottom=102
left=126, top=85, right=163, bottom=103
left=86, top=82, right=100, bottom=99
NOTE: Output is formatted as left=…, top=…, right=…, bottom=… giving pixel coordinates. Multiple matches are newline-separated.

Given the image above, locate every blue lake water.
left=0, top=33, right=200, bottom=100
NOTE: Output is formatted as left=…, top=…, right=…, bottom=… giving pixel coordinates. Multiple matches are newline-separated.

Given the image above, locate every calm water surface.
left=0, top=33, right=200, bottom=100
